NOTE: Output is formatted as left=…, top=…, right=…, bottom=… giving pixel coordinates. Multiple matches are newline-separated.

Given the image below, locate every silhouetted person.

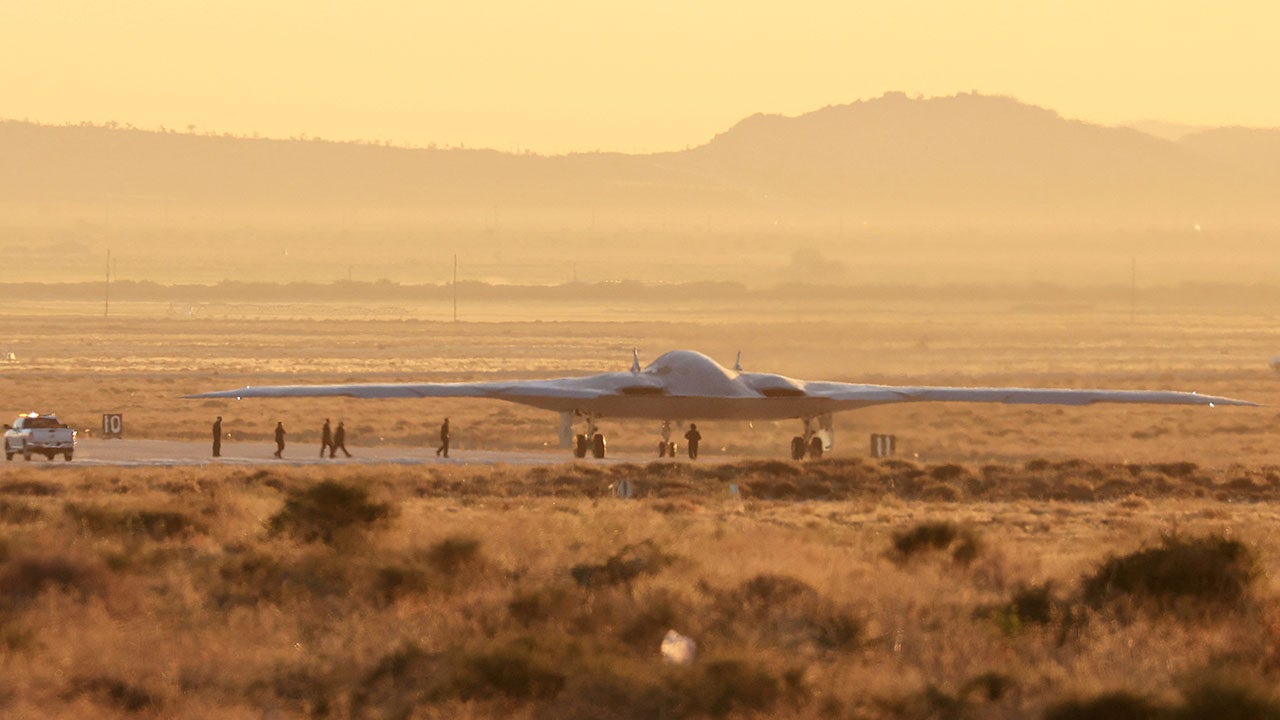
left=684, top=423, right=702, bottom=460
left=212, top=416, right=222, bottom=457
left=320, top=418, right=332, bottom=458
left=436, top=418, right=450, bottom=458
left=331, top=421, right=351, bottom=458
left=274, top=421, right=286, bottom=458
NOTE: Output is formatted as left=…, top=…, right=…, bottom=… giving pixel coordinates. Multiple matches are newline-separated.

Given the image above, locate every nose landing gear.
left=572, top=416, right=607, bottom=459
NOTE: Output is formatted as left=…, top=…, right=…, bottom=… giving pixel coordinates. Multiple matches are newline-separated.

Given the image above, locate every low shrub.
left=64, top=503, right=201, bottom=541
left=0, top=555, right=106, bottom=607
left=678, top=658, right=785, bottom=718
left=1042, top=691, right=1166, bottom=720
left=0, top=499, right=42, bottom=524
left=65, top=675, right=158, bottom=712
left=892, top=521, right=982, bottom=566
left=426, top=535, right=483, bottom=574
left=267, top=480, right=394, bottom=545
left=1081, top=534, right=1261, bottom=611
left=570, top=540, right=672, bottom=589
left=1176, top=672, right=1280, bottom=720
left=711, top=573, right=863, bottom=652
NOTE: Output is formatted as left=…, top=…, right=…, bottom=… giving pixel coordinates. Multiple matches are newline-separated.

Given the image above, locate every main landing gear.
left=790, top=415, right=831, bottom=460
left=572, top=416, right=607, bottom=459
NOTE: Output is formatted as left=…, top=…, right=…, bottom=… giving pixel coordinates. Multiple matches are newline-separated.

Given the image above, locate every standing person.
left=331, top=421, right=351, bottom=458
left=436, top=418, right=450, bottom=458
left=273, top=421, right=286, bottom=459
left=684, top=423, right=702, bottom=460
left=320, top=418, right=332, bottom=458
left=211, top=416, right=222, bottom=457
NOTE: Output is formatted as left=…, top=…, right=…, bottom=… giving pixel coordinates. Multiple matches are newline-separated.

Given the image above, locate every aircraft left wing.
left=802, top=382, right=1257, bottom=408
left=186, top=380, right=606, bottom=401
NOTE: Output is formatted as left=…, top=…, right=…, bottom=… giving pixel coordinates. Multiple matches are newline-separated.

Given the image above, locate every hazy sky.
left=4, top=1, right=1277, bottom=153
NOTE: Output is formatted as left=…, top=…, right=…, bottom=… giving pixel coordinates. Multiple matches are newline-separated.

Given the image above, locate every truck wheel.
left=23, top=452, right=32, bottom=461
left=4, top=451, right=11, bottom=461
left=63, top=451, right=73, bottom=462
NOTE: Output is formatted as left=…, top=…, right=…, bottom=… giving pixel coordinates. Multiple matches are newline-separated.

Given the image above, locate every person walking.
left=331, top=421, right=351, bottom=458
left=273, top=421, right=286, bottom=458
left=684, top=423, right=702, bottom=460
left=320, top=418, right=332, bottom=458
left=212, top=416, right=222, bottom=457
left=436, top=418, right=451, bottom=458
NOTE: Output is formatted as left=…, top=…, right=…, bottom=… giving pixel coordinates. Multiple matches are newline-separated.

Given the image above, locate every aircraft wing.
left=186, top=379, right=607, bottom=401
left=802, top=382, right=1258, bottom=408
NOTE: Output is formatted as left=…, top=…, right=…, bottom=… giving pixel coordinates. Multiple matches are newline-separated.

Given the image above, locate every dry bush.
left=708, top=574, right=863, bottom=653
left=570, top=540, right=673, bottom=590
left=267, top=480, right=394, bottom=545
left=0, top=499, right=42, bottom=524
left=63, top=675, right=159, bottom=713
left=63, top=502, right=202, bottom=541
left=1176, top=671, right=1280, bottom=720
left=1042, top=691, right=1166, bottom=720
left=891, top=521, right=983, bottom=566
left=1081, top=533, right=1261, bottom=612
left=0, top=554, right=107, bottom=608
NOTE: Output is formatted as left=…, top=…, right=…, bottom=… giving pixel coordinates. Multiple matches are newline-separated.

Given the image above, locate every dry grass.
left=1, top=296, right=1279, bottom=716
left=0, top=460, right=1278, bottom=717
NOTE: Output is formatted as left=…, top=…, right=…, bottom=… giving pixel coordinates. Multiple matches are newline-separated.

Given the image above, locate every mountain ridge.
left=4, top=92, right=1278, bottom=228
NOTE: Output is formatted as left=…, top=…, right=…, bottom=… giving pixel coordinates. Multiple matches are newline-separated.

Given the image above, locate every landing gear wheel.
left=807, top=437, right=824, bottom=459
left=668, top=442, right=677, bottom=457
left=790, top=436, right=806, bottom=460
left=591, top=433, right=606, bottom=459
left=573, top=434, right=589, bottom=458
left=657, top=441, right=668, bottom=457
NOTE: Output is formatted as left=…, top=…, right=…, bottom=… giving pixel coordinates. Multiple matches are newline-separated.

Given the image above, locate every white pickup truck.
left=4, top=413, right=76, bottom=461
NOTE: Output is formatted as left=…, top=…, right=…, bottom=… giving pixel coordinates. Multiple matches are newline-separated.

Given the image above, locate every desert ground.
left=2, top=290, right=1280, bottom=718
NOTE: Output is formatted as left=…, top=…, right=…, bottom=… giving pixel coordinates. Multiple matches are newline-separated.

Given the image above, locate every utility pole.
left=104, top=248, right=111, bottom=319
left=1129, top=256, right=1136, bottom=325
left=452, top=254, right=458, bottom=323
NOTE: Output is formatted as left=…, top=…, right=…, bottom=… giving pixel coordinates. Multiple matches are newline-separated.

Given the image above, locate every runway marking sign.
left=102, top=413, right=123, bottom=439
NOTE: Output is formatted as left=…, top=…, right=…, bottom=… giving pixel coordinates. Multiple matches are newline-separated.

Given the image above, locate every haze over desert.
left=4, top=1, right=1280, bottom=717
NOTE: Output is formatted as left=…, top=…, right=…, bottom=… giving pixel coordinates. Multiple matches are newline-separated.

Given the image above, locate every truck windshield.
left=21, top=417, right=62, bottom=429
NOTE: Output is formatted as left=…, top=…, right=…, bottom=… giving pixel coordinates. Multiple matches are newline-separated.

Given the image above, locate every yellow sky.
left=3, top=1, right=1277, bottom=153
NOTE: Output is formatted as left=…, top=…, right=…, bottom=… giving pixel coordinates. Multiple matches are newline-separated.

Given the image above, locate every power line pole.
left=452, top=254, right=458, bottom=323
left=104, top=248, right=111, bottom=319
left=1129, top=256, right=1136, bottom=325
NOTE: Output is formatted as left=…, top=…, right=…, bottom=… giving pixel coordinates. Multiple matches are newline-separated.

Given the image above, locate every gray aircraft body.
left=189, top=349, right=1255, bottom=458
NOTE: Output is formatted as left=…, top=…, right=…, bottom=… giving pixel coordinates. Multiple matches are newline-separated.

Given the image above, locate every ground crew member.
left=331, top=421, right=351, bottom=458
left=320, top=418, right=332, bottom=458
left=274, top=421, right=287, bottom=458
left=684, top=423, right=702, bottom=460
left=436, top=418, right=450, bottom=458
left=212, top=416, right=222, bottom=457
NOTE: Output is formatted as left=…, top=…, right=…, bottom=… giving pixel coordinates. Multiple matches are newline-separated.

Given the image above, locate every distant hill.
left=4, top=92, right=1279, bottom=229
left=4, top=93, right=1280, bottom=286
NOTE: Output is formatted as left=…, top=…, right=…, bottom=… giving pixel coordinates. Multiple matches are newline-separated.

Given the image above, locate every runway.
left=0, top=438, right=652, bottom=468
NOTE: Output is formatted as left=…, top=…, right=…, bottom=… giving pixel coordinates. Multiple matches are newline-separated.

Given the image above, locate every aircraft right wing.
left=802, top=382, right=1258, bottom=408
